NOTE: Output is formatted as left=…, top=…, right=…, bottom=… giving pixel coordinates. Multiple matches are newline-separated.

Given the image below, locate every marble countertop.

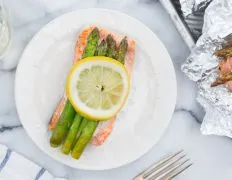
left=1, top=0, right=232, bottom=179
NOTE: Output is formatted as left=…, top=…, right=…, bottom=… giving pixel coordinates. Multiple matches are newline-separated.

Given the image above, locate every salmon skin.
left=49, top=26, right=136, bottom=146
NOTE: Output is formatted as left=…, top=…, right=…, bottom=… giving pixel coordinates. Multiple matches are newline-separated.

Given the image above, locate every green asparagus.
left=61, top=114, right=82, bottom=154
left=65, top=28, right=100, bottom=150
left=50, top=100, right=76, bottom=147
left=50, top=28, right=100, bottom=148
left=59, top=28, right=100, bottom=150
left=50, top=28, right=130, bottom=160
left=69, top=118, right=89, bottom=151
left=116, top=37, right=128, bottom=64
left=95, top=40, right=107, bottom=56
left=82, top=27, right=100, bottom=58
left=75, top=118, right=88, bottom=139
left=71, top=120, right=98, bottom=159
left=70, top=36, right=129, bottom=159
left=106, top=35, right=117, bottom=58
left=67, top=38, right=110, bottom=156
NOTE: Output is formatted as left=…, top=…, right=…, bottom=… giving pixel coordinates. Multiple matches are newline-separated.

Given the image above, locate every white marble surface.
left=0, top=0, right=232, bottom=179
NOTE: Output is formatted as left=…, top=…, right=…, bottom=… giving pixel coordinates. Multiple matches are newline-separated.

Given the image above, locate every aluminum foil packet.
left=182, top=0, right=232, bottom=138
left=180, top=0, right=212, bottom=16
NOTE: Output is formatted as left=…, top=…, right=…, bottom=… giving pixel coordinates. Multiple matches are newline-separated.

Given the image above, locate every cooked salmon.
left=49, top=26, right=135, bottom=146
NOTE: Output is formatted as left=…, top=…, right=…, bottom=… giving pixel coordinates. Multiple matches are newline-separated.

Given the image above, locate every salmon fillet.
left=49, top=26, right=136, bottom=146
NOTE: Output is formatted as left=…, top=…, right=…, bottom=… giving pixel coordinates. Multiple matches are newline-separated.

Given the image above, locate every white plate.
left=15, top=8, right=176, bottom=170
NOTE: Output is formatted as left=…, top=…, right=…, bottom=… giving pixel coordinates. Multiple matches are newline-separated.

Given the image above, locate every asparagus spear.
left=70, top=36, right=129, bottom=159
left=106, top=35, right=117, bottom=58
left=65, top=28, right=100, bottom=148
left=95, top=40, right=107, bottom=56
left=50, top=101, right=76, bottom=147
left=68, top=38, right=111, bottom=158
left=82, top=27, right=100, bottom=58
left=116, top=37, right=128, bottom=64
left=69, top=118, right=89, bottom=150
left=58, top=28, right=100, bottom=148
left=61, top=114, right=82, bottom=154
left=71, top=120, right=98, bottom=159
left=68, top=41, right=108, bottom=154
left=59, top=28, right=101, bottom=152
left=75, top=118, right=88, bottom=139
left=50, top=28, right=100, bottom=148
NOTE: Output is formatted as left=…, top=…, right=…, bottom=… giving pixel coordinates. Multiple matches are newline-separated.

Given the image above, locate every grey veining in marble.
left=0, top=0, right=231, bottom=180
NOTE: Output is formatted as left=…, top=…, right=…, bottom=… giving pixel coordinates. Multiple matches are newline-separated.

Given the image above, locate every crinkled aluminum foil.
left=180, top=0, right=212, bottom=16
left=182, top=0, right=232, bottom=138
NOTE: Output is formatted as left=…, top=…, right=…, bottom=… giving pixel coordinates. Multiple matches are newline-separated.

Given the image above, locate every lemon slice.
left=66, top=56, right=130, bottom=121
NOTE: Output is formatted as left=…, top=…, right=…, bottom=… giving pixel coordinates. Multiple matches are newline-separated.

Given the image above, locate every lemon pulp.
left=66, top=56, right=130, bottom=120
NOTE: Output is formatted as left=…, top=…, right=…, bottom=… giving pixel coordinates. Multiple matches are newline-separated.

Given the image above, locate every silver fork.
left=134, top=150, right=192, bottom=180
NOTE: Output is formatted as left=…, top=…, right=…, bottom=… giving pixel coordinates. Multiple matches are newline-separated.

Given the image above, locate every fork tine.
left=146, top=155, right=188, bottom=180
left=134, top=150, right=192, bottom=180
left=164, top=162, right=193, bottom=180
left=147, top=155, right=187, bottom=180
left=153, top=159, right=192, bottom=180
left=142, top=150, right=184, bottom=178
